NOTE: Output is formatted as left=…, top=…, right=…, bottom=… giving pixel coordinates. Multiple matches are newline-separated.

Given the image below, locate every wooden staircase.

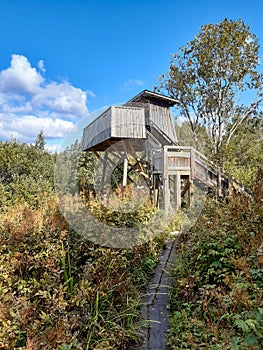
left=151, top=145, right=248, bottom=210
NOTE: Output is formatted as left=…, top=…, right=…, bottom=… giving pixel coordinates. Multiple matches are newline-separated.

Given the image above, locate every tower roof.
left=126, top=89, right=179, bottom=107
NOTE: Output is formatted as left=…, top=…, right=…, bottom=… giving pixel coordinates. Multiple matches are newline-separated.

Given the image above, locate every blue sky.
left=0, top=0, right=262, bottom=151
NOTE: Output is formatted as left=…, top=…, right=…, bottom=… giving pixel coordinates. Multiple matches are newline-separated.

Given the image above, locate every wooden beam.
left=175, top=171, right=181, bottom=209
left=162, top=146, right=169, bottom=211
left=189, top=179, right=194, bottom=206
left=92, top=150, right=119, bottom=191
left=190, top=147, right=195, bottom=180
left=100, top=151, right=108, bottom=194
left=181, top=179, right=190, bottom=198
left=136, top=159, right=149, bottom=181
left=163, top=177, right=170, bottom=211
left=122, top=158, right=128, bottom=187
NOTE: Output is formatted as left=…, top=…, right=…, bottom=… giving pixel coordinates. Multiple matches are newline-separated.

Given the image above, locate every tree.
left=34, top=130, right=46, bottom=152
left=175, top=121, right=209, bottom=154
left=156, top=19, right=263, bottom=176
left=54, top=140, right=96, bottom=197
left=223, top=112, right=263, bottom=188
left=0, top=140, right=55, bottom=206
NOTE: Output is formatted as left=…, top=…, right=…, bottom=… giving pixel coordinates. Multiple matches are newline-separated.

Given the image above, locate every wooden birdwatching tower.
left=82, top=90, right=230, bottom=211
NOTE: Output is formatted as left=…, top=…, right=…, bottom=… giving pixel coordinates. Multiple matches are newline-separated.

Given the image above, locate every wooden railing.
left=153, top=145, right=230, bottom=191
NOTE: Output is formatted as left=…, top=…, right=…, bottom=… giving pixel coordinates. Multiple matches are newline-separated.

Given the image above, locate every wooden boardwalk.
left=131, top=237, right=178, bottom=350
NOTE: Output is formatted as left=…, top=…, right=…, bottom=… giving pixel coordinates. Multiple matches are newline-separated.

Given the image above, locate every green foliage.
left=34, top=130, right=46, bottom=152
left=55, top=140, right=96, bottom=197
left=175, top=114, right=262, bottom=190
left=157, top=18, right=263, bottom=168
left=175, top=121, right=211, bottom=156
left=0, top=139, right=55, bottom=207
left=0, top=135, right=167, bottom=349
left=223, top=114, right=263, bottom=188
left=168, top=184, right=263, bottom=349
left=86, top=186, right=157, bottom=228
left=0, top=192, right=164, bottom=349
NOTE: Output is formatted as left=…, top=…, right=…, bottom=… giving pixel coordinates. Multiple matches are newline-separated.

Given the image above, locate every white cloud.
left=32, top=81, right=88, bottom=118
left=0, top=54, right=94, bottom=145
left=86, top=90, right=96, bottom=98
left=37, top=60, right=46, bottom=73
left=0, top=54, right=43, bottom=94
left=0, top=114, right=74, bottom=143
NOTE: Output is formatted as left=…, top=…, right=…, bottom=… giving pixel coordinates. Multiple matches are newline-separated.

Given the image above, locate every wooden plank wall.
left=82, top=106, right=146, bottom=150
left=82, top=107, right=112, bottom=150
left=149, top=104, right=177, bottom=143
left=111, top=106, right=145, bottom=139
left=167, top=152, right=191, bottom=172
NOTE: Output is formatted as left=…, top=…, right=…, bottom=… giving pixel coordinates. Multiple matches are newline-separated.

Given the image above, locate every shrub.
left=0, top=193, right=164, bottom=349
left=169, top=184, right=263, bottom=349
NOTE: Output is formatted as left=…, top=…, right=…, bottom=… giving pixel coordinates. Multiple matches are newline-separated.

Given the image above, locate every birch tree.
left=156, top=18, right=263, bottom=172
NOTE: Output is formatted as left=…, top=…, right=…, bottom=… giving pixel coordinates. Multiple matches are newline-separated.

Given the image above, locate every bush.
left=169, top=185, right=263, bottom=349
left=0, top=139, right=169, bottom=348
left=0, top=141, right=55, bottom=208
left=0, top=193, right=164, bottom=349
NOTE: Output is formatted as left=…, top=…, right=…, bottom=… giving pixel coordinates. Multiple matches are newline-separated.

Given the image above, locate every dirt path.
left=131, top=235, right=178, bottom=350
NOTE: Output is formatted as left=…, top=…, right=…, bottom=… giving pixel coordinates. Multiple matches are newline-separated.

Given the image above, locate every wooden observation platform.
left=82, top=90, right=230, bottom=211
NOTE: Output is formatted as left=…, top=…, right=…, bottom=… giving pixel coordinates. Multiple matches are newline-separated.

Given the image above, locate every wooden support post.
left=162, top=146, right=169, bottom=211
left=153, top=174, right=161, bottom=208
left=100, top=151, right=108, bottom=195
left=181, top=179, right=190, bottom=198
left=122, top=157, right=128, bottom=188
left=175, top=171, right=181, bottom=209
left=153, top=174, right=156, bottom=207
left=190, top=147, right=195, bottom=180
left=173, top=175, right=177, bottom=208
left=92, top=150, right=119, bottom=192
left=188, top=178, right=193, bottom=206
left=156, top=187, right=160, bottom=209
left=163, top=177, right=170, bottom=211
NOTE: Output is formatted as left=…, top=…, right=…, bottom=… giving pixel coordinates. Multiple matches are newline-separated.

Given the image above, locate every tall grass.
left=168, top=172, right=263, bottom=349
left=0, top=192, right=165, bottom=349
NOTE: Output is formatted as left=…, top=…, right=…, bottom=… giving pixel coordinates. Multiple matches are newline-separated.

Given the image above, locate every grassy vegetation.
left=0, top=140, right=170, bottom=349
left=0, top=192, right=168, bottom=349
left=1, top=137, right=262, bottom=349
left=168, top=168, right=263, bottom=349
